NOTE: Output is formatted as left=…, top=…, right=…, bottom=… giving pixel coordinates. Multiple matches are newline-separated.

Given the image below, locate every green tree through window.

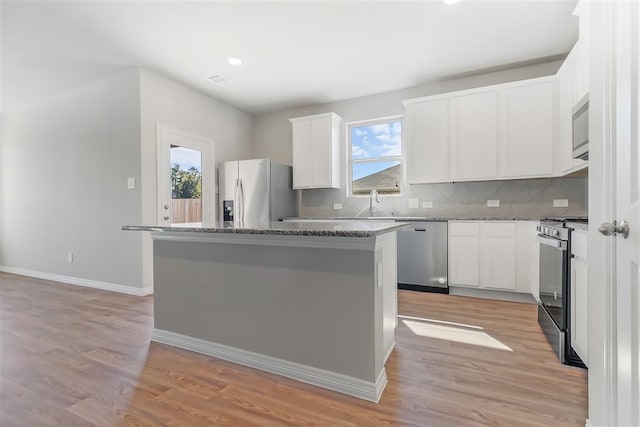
left=171, top=164, right=202, bottom=199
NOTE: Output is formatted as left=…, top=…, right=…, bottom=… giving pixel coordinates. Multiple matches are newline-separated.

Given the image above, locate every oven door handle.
left=537, top=234, right=567, bottom=250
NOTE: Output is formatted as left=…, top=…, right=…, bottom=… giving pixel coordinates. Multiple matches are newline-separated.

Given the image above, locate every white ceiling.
left=2, top=1, right=579, bottom=114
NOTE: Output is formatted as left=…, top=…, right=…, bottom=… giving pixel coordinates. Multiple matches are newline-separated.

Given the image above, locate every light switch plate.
left=487, top=200, right=500, bottom=208
left=333, top=203, right=342, bottom=210
left=553, top=199, right=569, bottom=207
left=408, top=199, right=419, bottom=209
left=422, top=201, right=434, bottom=209
left=127, top=177, right=136, bottom=190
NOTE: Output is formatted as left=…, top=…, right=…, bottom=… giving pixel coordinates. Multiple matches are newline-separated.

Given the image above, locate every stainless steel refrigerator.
left=219, top=159, right=297, bottom=226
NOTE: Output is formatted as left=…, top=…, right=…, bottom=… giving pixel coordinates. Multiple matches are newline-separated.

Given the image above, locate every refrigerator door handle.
left=239, top=178, right=245, bottom=224
left=234, top=178, right=240, bottom=223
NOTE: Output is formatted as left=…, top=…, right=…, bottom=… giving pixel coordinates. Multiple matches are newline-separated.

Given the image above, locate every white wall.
left=0, top=69, right=143, bottom=288
left=139, top=68, right=254, bottom=290
left=252, top=61, right=563, bottom=166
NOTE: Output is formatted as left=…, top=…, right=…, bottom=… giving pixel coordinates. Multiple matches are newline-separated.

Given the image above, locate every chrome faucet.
left=369, top=189, right=381, bottom=217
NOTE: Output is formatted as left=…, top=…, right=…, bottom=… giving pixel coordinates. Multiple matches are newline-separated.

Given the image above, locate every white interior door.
left=157, top=125, right=215, bottom=227
left=589, top=2, right=640, bottom=426
left=613, top=2, right=640, bottom=424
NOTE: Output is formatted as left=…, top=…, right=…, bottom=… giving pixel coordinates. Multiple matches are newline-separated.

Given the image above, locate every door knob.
left=598, top=220, right=629, bottom=239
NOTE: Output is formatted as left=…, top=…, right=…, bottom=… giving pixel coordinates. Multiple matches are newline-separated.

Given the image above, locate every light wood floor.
left=0, top=272, right=587, bottom=426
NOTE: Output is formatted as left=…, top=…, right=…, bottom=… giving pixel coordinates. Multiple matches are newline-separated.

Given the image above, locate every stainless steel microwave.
left=572, top=93, right=589, bottom=160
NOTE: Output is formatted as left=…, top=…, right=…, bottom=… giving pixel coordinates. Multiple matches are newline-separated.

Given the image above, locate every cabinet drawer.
left=483, top=222, right=516, bottom=237
left=449, top=222, right=480, bottom=236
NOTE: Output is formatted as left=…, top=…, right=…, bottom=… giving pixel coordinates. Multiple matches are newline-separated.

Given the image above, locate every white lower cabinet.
left=449, top=221, right=537, bottom=294
left=449, top=222, right=481, bottom=287
left=571, top=228, right=588, bottom=366
left=481, top=223, right=517, bottom=290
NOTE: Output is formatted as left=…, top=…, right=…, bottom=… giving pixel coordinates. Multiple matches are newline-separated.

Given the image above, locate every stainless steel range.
left=537, top=217, right=587, bottom=368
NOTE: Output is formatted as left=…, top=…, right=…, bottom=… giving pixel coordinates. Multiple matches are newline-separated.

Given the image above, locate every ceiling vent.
left=207, top=74, right=231, bottom=85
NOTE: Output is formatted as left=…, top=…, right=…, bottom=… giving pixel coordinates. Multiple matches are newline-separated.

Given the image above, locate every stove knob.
left=554, top=229, right=560, bottom=238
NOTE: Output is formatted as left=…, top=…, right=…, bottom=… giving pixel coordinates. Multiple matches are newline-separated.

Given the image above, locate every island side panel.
left=153, top=239, right=379, bottom=382
left=378, top=232, right=397, bottom=367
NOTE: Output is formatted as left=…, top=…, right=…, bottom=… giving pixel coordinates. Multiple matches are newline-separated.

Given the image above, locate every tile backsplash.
left=300, top=177, right=587, bottom=219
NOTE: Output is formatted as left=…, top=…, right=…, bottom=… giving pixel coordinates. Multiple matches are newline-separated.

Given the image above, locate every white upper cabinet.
left=404, top=99, right=450, bottom=184
left=500, top=81, right=554, bottom=178
left=403, top=76, right=556, bottom=184
left=450, top=91, right=499, bottom=181
left=554, top=43, right=588, bottom=176
left=290, top=112, right=341, bottom=189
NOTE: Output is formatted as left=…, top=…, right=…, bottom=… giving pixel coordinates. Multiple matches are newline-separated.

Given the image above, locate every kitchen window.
left=348, top=117, right=403, bottom=196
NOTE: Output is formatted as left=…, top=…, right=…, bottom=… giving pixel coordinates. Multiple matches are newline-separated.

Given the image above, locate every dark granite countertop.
left=122, top=221, right=410, bottom=238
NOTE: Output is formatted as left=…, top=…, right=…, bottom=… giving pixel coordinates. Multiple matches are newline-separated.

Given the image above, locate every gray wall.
left=139, top=68, right=256, bottom=289
left=0, top=69, right=144, bottom=286
left=252, top=60, right=587, bottom=219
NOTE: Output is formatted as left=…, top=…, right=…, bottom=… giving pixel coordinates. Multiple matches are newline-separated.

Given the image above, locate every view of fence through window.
left=170, top=145, right=203, bottom=224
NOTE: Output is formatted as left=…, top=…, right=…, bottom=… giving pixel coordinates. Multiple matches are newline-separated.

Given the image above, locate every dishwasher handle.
left=414, top=227, right=427, bottom=232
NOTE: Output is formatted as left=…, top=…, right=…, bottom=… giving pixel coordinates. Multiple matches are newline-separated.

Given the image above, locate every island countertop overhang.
left=122, top=220, right=410, bottom=238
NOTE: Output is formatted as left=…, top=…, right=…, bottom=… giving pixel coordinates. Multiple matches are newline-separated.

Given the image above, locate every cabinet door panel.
left=309, top=117, right=332, bottom=187
left=451, top=91, right=499, bottom=181
left=482, top=236, right=517, bottom=290
left=501, top=83, right=554, bottom=177
left=292, top=121, right=310, bottom=188
left=406, top=99, right=449, bottom=183
left=449, top=236, right=480, bottom=287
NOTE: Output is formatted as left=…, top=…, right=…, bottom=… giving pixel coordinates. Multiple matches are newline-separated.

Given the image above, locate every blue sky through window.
left=351, top=120, right=401, bottom=161
left=170, top=146, right=202, bottom=171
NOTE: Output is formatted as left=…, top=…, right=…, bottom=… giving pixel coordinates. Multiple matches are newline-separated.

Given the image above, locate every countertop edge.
left=122, top=222, right=410, bottom=238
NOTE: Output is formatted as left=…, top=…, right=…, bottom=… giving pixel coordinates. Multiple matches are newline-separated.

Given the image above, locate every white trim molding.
left=0, top=266, right=153, bottom=296
left=152, top=328, right=387, bottom=403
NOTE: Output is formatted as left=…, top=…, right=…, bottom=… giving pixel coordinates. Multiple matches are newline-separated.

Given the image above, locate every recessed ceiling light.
left=228, top=57, right=243, bottom=66
left=443, top=0, right=460, bottom=4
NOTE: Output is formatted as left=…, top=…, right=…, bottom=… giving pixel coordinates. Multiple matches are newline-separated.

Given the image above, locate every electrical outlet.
left=67, top=251, right=74, bottom=263
left=422, top=201, right=434, bottom=209
left=553, top=199, right=569, bottom=207
left=333, top=203, right=342, bottom=210
left=127, top=177, right=136, bottom=190
left=408, top=199, right=419, bottom=209
left=487, top=200, right=500, bottom=208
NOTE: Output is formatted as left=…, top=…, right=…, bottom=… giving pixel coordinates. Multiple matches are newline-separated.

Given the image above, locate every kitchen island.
left=123, top=221, right=407, bottom=402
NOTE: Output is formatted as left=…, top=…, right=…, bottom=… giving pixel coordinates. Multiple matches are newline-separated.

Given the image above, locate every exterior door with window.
left=157, top=125, right=215, bottom=227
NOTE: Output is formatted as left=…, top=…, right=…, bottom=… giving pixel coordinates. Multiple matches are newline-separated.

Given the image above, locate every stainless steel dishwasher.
left=397, top=221, right=448, bottom=293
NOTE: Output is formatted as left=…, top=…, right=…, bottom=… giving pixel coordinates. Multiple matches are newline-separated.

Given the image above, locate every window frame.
left=346, top=115, right=404, bottom=198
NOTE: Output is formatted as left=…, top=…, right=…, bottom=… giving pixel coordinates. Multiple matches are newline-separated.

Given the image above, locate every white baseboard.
left=0, top=266, right=153, bottom=296
left=384, top=341, right=396, bottom=364
left=449, top=286, right=537, bottom=304
left=152, top=328, right=387, bottom=403
left=585, top=419, right=593, bottom=427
